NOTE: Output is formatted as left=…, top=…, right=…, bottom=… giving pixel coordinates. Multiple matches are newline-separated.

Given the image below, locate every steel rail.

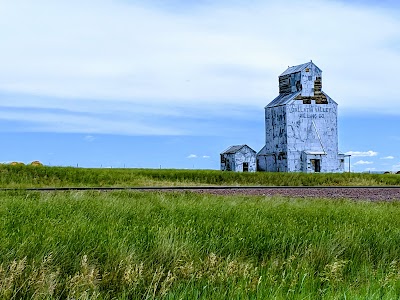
left=1, top=186, right=400, bottom=191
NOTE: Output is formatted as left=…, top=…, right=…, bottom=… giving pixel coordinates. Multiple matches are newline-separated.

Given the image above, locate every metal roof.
left=339, top=153, right=351, bottom=157
left=256, top=145, right=276, bottom=156
left=266, top=91, right=337, bottom=108
left=280, top=61, right=321, bottom=77
left=303, top=151, right=326, bottom=155
left=221, top=144, right=256, bottom=154
left=265, top=91, right=300, bottom=108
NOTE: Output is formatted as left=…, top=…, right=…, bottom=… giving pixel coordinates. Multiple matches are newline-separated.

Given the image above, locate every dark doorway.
left=243, top=162, right=249, bottom=172
left=311, top=159, right=321, bottom=173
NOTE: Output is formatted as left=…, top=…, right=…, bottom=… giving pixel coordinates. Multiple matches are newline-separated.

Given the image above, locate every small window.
left=305, top=68, right=310, bottom=72
left=243, top=162, right=249, bottom=172
left=296, top=80, right=301, bottom=91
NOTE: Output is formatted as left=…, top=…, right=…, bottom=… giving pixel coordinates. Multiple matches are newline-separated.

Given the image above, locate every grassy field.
left=0, top=190, right=400, bottom=299
left=1, top=166, right=400, bottom=298
left=1, top=164, right=400, bottom=188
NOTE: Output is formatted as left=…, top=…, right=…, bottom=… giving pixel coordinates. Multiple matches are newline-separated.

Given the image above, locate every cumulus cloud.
left=345, top=151, right=378, bottom=157
left=202, top=155, right=210, bottom=159
left=1, top=0, right=400, bottom=136
left=187, top=154, right=197, bottom=159
left=392, top=163, right=400, bottom=171
left=380, top=156, right=394, bottom=159
left=354, top=160, right=374, bottom=165
left=1, top=1, right=400, bottom=108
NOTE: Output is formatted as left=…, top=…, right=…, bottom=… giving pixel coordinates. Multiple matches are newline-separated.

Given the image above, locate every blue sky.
left=1, top=0, right=400, bottom=172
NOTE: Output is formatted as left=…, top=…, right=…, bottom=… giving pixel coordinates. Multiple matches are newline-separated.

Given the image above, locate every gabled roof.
left=265, top=91, right=337, bottom=108
left=221, top=144, right=256, bottom=154
left=280, top=61, right=322, bottom=77
left=266, top=91, right=301, bottom=108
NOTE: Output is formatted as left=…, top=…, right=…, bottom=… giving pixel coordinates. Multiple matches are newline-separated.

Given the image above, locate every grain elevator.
left=256, top=61, right=345, bottom=173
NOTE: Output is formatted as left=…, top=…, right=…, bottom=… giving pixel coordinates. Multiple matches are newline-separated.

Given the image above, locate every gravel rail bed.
left=167, top=187, right=400, bottom=201
left=2, top=186, right=400, bottom=201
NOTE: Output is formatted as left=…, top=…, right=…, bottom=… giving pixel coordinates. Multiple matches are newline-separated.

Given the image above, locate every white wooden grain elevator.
left=256, top=61, right=345, bottom=173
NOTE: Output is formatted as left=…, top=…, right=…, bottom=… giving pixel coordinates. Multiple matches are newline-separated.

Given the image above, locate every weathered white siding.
left=262, top=105, right=288, bottom=172
left=257, top=61, right=344, bottom=173
left=300, top=64, right=322, bottom=97
left=286, top=99, right=341, bottom=172
left=221, top=145, right=256, bottom=172
left=257, top=145, right=275, bottom=172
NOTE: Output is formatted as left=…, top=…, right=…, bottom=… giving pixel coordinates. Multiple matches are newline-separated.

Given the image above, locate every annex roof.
left=256, top=145, right=276, bottom=156
left=303, top=151, right=326, bottom=155
left=280, top=61, right=322, bottom=77
left=221, top=144, right=256, bottom=154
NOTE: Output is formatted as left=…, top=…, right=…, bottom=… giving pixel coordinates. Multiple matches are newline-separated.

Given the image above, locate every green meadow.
left=0, top=190, right=400, bottom=299
left=1, top=165, right=400, bottom=298
left=1, top=164, right=400, bottom=188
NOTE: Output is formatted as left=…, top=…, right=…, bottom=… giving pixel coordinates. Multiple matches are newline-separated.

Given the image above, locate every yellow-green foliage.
left=29, top=161, right=43, bottom=167
left=0, top=164, right=400, bottom=188
left=9, top=162, right=25, bottom=166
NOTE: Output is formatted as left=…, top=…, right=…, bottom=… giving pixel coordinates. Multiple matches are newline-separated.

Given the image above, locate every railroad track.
left=1, top=186, right=400, bottom=201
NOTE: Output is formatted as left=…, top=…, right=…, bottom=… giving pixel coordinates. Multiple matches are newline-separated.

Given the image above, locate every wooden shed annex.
left=220, top=145, right=256, bottom=172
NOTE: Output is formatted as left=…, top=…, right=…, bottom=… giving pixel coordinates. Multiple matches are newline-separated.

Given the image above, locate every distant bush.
left=30, top=160, right=43, bottom=166
left=9, top=162, right=25, bottom=166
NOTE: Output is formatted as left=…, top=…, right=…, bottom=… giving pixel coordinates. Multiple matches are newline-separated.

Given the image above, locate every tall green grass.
left=1, top=164, right=400, bottom=188
left=1, top=191, right=400, bottom=298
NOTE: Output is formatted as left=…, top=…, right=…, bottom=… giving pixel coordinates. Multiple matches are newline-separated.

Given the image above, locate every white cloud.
left=380, top=156, right=394, bottom=159
left=0, top=1, right=400, bottom=109
left=0, top=110, right=183, bottom=135
left=345, top=151, right=378, bottom=157
left=187, top=154, right=197, bottom=159
left=354, top=160, right=374, bottom=165
left=392, top=163, right=400, bottom=171
left=1, top=0, right=400, bottom=136
left=84, top=135, right=96, bottom=142
left=202, top=155, right=210, bottom=159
